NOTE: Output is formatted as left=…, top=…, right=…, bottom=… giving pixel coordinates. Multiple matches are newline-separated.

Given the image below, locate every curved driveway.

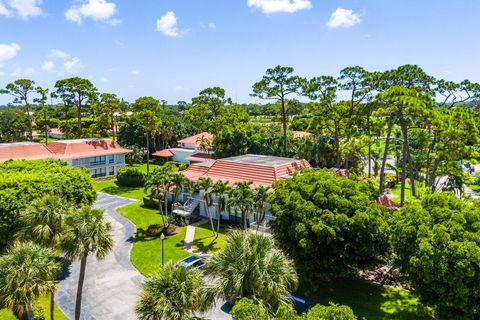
left=56, top=193, right=143, bottom=320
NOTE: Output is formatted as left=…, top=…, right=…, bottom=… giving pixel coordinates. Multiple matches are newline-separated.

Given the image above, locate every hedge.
left=117, top=167, right=146, bottom=187
left=0, top=159, right=96, bottom=251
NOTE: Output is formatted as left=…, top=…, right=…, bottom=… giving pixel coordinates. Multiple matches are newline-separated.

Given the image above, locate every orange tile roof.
left=185, top=152, right=214, bottom=163
left=292, top=131, right=314, bottom=139
left=152, top=149, right=175, bottom=158
left=0, top=142, right=54, bottom=162
left=178, top=132, right=213, bottom=148
left=47, top=139, right=131, bottom=159
left=181, top=154, right=310, bottom=187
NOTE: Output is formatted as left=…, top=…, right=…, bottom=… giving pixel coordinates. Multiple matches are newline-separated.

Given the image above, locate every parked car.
left=179, top=256, right=205, bottom=269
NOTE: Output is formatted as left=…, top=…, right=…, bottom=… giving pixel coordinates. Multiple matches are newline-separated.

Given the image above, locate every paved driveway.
left=56, top=193, right=143, bottom=320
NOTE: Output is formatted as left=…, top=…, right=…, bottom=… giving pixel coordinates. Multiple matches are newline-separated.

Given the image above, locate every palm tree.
left=17, top=195, right=73, bottom=320
left=197, top=177, right=216, bottom=237
left=62, top=207, right=113, bottom=320
left=145, top=166, right=174, bottom=226
left=253, top=186, right=270, bottom=233
left=228, top=181, right=254, bottom=230
left=0, top=242, right=59, bottom=320
left=135, top=261, right=214, bottom=320
left=212, top=180, right=230, bottom=235
left=206, top=230, right=298, bottom=309
left=171, top=173, right=188, bottom=203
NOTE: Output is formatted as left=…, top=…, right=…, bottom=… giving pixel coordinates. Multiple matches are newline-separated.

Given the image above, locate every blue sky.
left=0, top=0, right=479, bottom=104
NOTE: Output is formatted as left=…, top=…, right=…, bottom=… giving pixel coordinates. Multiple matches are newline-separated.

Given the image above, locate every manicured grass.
left=94, top=179, right=146, bottom=200
left=0, top=308, right=15, bottom=320
left=0, top=294, right=67, bottom=320
left=128, top=163, right=163, bottom=175
left=389, top=184, right=413, bottom=203
left=297, top=276, right=432, bottom=320
left=38, top=294, right=68, bottom=320
left=192, top=223, right=229, bottom=254
left=117, top=202, right=190, bottom=275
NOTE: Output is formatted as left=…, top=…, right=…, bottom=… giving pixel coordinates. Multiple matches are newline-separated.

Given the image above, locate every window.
left=89, top=156, right=106, bottom=166
left=109, top=155, right=114, bottom=164
left=92, top=167, right=106, bottom=178
left=109, top=166, right=115, bottom=175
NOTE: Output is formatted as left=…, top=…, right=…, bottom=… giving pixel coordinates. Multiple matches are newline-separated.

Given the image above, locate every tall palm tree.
left=197, top=177, right=216, bottom=237
left=135, top=261, right=214, bottom=320
left=228, top=181, right=254, bottom=230
left=206, top=230, right=298, bottom=309
left=17, top=195, right=73, bottom=320
left=62, top=207, right=113, bottom=320
left=0, top=242, right=59, bottom=320
left=145, top=166, right=174, bottom=226
left=212, top=180, right=230, bottom=235
left=253, top=186, right=270, bottom=233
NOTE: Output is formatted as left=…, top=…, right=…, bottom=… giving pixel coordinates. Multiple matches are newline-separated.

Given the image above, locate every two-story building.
left=0, top=139, right=131, bottom=178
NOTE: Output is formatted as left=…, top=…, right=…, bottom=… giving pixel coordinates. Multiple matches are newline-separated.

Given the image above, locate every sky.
left=1, top=0, right=480, bottom=105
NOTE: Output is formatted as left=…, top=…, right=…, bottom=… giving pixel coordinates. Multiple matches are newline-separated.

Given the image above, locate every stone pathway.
left=56, top=193, right=142, bottom=320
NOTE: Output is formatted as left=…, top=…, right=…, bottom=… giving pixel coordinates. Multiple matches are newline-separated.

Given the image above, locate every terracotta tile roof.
left=49, top=128, right=64, bottom=135
left=292, top=131, right=314, bottom=139
left=185, top=152, right=214, bottom=163
left=152, top=149, right=175, bottom=158
left=0, top=142, right=54, bottom=162
left=47, top=139, right=131, bottom=159
left=178, top=132, right=213, bottom=148
left=181, top=154, right=310, bottom=187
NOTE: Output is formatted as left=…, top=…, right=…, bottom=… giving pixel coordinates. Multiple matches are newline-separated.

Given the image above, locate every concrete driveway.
left=56, top=193, right=143, bottom=320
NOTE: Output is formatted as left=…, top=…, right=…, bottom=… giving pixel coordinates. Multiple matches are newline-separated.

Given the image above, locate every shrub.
left=117, top=167, right=146, bottom=187
left=145, top=224, right=176, bottom=237
left=303, top=303, right=356, bottom=320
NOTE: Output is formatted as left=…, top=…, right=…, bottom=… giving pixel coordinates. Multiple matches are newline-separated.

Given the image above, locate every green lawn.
left=297, top=276, right=432, bottom=320
left=0, top=294, right=67, bottom=320
left=389, top=184, right=413, bottom=203
left=117, top=201, right=190, bottom=275
left=94, top=179, right=146, bottom=200
left=192, top=224, right=229, bottom=254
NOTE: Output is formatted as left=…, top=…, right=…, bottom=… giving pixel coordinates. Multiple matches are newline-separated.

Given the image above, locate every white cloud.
left=130, top=69, right=139, bottom=76
left=0, top=42, right=20, bottom=62
left=247, top=0, right=311, bottom=14
left=208, top=22, right=216, bottom=29
left=8, top=0, right=42, bottom=19
left=63, top=57, right=84, bottom=75
left=0, top=2, right=12, bottom=16
left=48, top=49, right=70, bottom=60
left=41, top=60, right=54, bottom=72
left=156, top=11, right=179, bottom=37
left=0, top=0, right=43, bottom=19
left=327, top=8, right=362, bottom=28
left=65, top=0, right=119, bottom=25
left=10, top=66, right=34, bottom=76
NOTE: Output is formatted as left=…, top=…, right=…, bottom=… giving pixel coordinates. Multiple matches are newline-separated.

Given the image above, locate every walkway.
left=56, top=193, right=143, bottom=320
left=183, top=218, right=209, bottom=253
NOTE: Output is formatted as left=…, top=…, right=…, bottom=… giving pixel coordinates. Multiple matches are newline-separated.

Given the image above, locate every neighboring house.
left=49, top=128, right=65, bottom=139
left=175, top=154, right=311, bottom=229
left=152, top=132, right=214, bottom=164
left=0, top=139, right=131, bottom=178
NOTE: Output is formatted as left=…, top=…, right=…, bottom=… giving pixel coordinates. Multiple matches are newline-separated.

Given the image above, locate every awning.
left=152, top=149, right=174, bottom=158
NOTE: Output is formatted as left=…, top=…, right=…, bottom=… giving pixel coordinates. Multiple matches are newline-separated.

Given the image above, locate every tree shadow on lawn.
left=191, top=236, right=220, bottom=254
left=297, top=275, right=432, bottom=320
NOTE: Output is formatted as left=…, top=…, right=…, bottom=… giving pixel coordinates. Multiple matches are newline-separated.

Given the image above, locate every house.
left=152, top=132, right=214, bottom=164
left=0, top=139, right=131, bottom=178
left=175, top=154, right=311, bottom=229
